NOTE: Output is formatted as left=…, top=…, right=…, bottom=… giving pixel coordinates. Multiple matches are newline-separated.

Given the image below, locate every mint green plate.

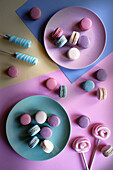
left=6, top=95, right=71, bottom=161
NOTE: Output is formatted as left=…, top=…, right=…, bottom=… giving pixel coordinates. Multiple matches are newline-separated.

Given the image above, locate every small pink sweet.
left=20, top=113, right=31, bottom=125
left=29, top=7, right=41, bottom=20
left=51, top=27, right=63, bottom=39
left=79, top=18, right=92, bottom=31
left=46, top=78, right=57, bottom=90
left=7, top=66, right=19, bottom=78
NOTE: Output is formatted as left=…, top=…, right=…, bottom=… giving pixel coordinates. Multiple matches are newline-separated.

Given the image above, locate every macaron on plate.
left=44, top=6, right=106, bottom=69
left=6, top=95, right=71, bottom=161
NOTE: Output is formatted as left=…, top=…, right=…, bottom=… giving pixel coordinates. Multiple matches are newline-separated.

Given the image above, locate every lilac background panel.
left=16, top=0, right=113, bottom=83
left=0, top=52, right=113, bottom=170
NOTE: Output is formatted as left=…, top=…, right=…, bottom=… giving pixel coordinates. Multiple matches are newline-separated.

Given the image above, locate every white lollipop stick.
left=81, top=152, right=89, bottom=170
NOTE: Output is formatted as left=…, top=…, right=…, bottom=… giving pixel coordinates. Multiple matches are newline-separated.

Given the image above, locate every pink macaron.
left=46, top=78, right=57, bottom=90
left=29, top=7, right=41, bottom=20
left=51, top=27, right=63, bottom=39
left=7, top=66, right=19, bottom=78
left=79, top=18, right=92, bottom=31
left=20, top=113, right=31, bottom=125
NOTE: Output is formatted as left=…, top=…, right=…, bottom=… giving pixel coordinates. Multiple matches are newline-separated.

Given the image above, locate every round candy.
left=67, top=47, right=80, bottom=60
left=7, top=66, right=19, bottom=78
left=35, top=111, right=47, bottom=124
left=95, top=69, right=107, bottom=81
left=29, top=7, right=41, bottom=20
left=46, top=78, right=57, bottom=90
left=78, top=35, right=90, bottom=49
left=20, top=113, right=31, bottom=125
left=78, top=115, right=90, bottom=128
left=82, top=80, right=95, bottom=92
left=41, top=140, right=54, bottom=153
left=72, top=137, right=91, bottom=153
left=40, top=126, right=53, bottom=139
left=48, top=115, right=60, bottom=127
left=92, top=123, right=111, bottom=140
left=79, top=18, right=92, bottom=31
left=101, top=145, right=113, bottom=157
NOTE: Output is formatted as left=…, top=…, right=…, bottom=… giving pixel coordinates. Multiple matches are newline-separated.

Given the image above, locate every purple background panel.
left=0, top=52, right=113, bottom=170
left=16, top=0, right=113, bottom=83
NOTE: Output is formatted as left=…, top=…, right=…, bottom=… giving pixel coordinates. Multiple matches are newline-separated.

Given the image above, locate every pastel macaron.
left=20, top=113, right=31, bottom=125
left=55, top=35, right=68, bottom=47
left=40, top=126, right=53, bottom=139
left=59, top=85, right=67, bottom=98
left=35, top=111, right=47, bottom=124
left=95, top=69, right=107, bottom=81
left=77, top=115, right=90, bottom=128
left=69, top=31, right=80, bottom=45
left=101, top=145, right=113, bottom=157
left=46, top=78, right=57, bottom=90
left=51, top=27, right=63, bottom=39
left=78, top=35, right=90, bottom=49
left=79, top=18, right=92, bottom=31
left=97, top=88, right=107, bottom=100
left=7, top=66, right=19, bottom=78
left=29, top=7, right=41, bottom=20
left=28, top=136, right=40, bottom=148
left=41, top=140, right=54, bottom=153
left=48, top=115, right=60, bottom=127
left=82, top=80, right=95, bottom=92
left=67, top=47, right=80, bottom=60
left=28, top=124, right=40, bottom=136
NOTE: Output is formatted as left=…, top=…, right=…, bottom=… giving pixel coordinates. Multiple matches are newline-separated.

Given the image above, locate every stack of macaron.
left=19, top=111, right=60, bottom=153
left=51, top=17, right=92, bottom=60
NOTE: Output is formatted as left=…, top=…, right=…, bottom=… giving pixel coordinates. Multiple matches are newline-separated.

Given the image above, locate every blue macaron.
left=82, top=80, right=95, bottom=92
left=28, top=136, right=39, bottom=148
left=55, top=35, right=68, bottom=47
left=59, top=85, right=67, bottom=97
left=28, top=124, right=40, bottom=136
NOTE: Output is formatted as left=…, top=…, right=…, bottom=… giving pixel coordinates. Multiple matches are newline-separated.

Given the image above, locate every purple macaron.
left=48, top=115, right=60, bottom=127
left=40, top=127, right=53, bottom=139
left=29, top=7, right=41, bottom=20
left=78, top=35, right=90, bottom=49
left=95, top=69, right=107, bottom=81
left=77, top=115, right=90, bottom=128
left=7, top=66, right=19, bottom=78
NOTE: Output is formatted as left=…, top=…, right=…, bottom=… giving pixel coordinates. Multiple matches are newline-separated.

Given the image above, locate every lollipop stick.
left=89, top=139, right=100, bottom=170
left=81, top=152, right=89, bottom=170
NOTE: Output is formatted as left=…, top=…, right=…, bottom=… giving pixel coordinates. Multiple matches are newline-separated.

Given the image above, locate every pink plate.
left=44, top=6, right=106, bottom=69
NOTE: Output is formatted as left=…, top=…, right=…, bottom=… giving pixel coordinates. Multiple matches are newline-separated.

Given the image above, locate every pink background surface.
left=0, top=53, right=113, bottom=170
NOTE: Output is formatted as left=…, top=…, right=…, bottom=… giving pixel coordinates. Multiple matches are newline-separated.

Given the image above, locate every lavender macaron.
left=77, top=115, right=90, bottom=128
left=48, top=115, right=60, bottom=127
left=95, top=69, right=107, bottom=81
left=78, top=35, right=90, bottom=49
left=40, top=126, right=53, bottom=139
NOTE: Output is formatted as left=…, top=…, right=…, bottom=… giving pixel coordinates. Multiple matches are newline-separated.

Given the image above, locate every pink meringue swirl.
left=72, top=137, right=91, bottom=153
left=92, top=123, right=111, bottom=140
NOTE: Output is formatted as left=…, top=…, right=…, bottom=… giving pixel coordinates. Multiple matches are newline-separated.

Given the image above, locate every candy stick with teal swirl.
left=15, top=52, right=38, bottom=65
left=7, top=34, right=31, bottom=48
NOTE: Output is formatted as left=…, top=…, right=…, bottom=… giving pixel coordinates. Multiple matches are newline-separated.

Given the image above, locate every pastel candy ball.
left=48, top=115, right=60, bottom=127
left=78, top=36, right=90, bottom=49
left=46, top=78, right=57, bottom=90
left=30, top=7, right=41, bottom=20
left=40, top=127, right=53, bottom=139
left=78, top=115, right=90, bottom=128
left=35, top=111, right=47, bottom=124
left=82, top=80, right=95, bottom=91
left=95, top=69, right=107, bottom=81
left=7, top=66, right=19, bottom=78
left=80, top=18, right=92, bottom=31
left=67, top=47, right=80, bottom=60
left=20, top=113, right=31, bottom=125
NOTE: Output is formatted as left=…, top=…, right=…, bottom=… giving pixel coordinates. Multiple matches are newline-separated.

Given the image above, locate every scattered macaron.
left=69, top=31, right=80, bottom=45
left=82, top=80, right=95, bottom=92
left=101, top=145, right=113, bottom=157
left=77, top=115, right=90, bottom=128
left=95, top=69, right=107, bottom=81
left=55, top=35, right=68, bottom=47
left=7, top=66, right=19, bottom=78
left=67, top=47, right=80, bottom=60
left=78, top=35, right=90, bottom=49
left=46, top=78, right=57, bottom=90
left=20, top=113, right=31, bottom=125
left=59, top=85, right=67, bottom=98
left=35, top=111, right=47, bottom=124
left=28, top=124, right=40, bottom=136
left=79, top=18, right=92, bottom=31
left=29, top=7, right=41, bottom=20
left=51, top=27, right=63, bottom=39
left=97, top=88, right=107, bottom=100
left=41, top=140, right=54, bottom=153
left=40, top=127, right=53, bottom=139
left=28, top=136, right=39, bottom=148
left=48, top=115, right=60, bottom=127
